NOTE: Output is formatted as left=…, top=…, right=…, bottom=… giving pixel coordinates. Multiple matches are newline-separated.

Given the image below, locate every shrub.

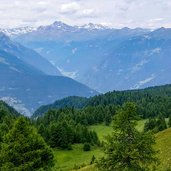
left=83, top=143, right=91, bottom=151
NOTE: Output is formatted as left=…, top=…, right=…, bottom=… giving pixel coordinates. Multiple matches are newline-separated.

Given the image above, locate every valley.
left=0, top=3, right=171, bottom=170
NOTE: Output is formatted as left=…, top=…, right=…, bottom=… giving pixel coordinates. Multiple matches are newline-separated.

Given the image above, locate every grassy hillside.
left=73, top=165, right=98, bottom=171
left=89, top=119, right=147, bottom=141
left=52, top=144, right=103, bottom=171
left=76, top=127, right=171, bottom=171
left=52, top=120, right=147, bottom=171
left=51, top=120, right=171, bottom=171
left=155, top=128, right=171, bottom=170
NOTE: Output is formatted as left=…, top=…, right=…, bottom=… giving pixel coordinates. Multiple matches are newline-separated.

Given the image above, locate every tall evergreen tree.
left=0, top=117, right=54, bottom=171
left=97, top=102, right=158, bottom=171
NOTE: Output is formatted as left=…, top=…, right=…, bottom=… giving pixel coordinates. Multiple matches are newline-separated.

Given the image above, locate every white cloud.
left=59, top=2, right=97, bottom=18
left=60, top=2, right=80, bottom=14
left=0, top=0, right=171, bottom=28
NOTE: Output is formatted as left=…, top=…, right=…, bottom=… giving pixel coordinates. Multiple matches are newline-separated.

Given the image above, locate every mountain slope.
left=0, top=32, right=61, bottom=76
left=0, top=46, right=97, bottom=115
left=86, top=28, right=171, bottom=91
left=13, top=22, right=150, bottom=91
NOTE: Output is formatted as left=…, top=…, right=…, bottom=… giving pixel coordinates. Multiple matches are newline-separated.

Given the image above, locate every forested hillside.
left=0, top=100, right=20, bottom=117
left=34, top=84, right=171, bottom=119
left=0, top=100, right=20, bottom=143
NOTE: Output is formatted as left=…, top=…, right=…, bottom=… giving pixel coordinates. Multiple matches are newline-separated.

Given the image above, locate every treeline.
left=32, top=84, right=171, bottom=150
left=34, top=84, right=171, bottom=119
left=144, top=115, right=171, bottom=133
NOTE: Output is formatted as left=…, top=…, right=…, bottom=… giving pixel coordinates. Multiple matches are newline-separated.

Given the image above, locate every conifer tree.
left=98, top=102, right=158, bottom=171
left=0, top=117, right=54, bottom=171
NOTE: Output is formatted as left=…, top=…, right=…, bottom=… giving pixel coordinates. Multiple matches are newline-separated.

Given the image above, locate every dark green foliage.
left=144, top=118, right=157, bottom=132
left=38, top=123, right=48, bottom=141
left=35, top=105, right=116, bottom=126
left=83, top=143, right=91, bottom=151
left=33, top=96, right=88, bottom=118
left=35, top=109, right=100, bottom=149
left=90, top=155, right=96, bottom=164
left=0, top=101, right=20, bottom=144
left=144, top=116, right=167, bottom=133
left=156, top=115, right=167, bottom=132
left=34, top=84, right=171, bottom=119
left=34, top=107, right=100, bottom=149
left=168, top=115, right=171, bottom=127
left=50, top=121, right=74, bottom=149
left=98, top=102, right=158, bottom=171
left=0, top=117, right=54, bottom=171
left=67, top=143, right=72, bottom=150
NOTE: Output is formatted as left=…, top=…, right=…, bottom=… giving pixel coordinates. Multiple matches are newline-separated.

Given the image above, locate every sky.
left=0, top=0, right=171, bottom=28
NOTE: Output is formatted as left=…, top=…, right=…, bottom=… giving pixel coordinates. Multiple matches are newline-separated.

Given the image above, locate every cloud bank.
left=0, top=0, right=170, bottom=28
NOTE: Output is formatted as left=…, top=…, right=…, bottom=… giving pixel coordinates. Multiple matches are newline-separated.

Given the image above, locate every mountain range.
left=11, top=21, right=171, bottom=92
left=0, top=21, right=171, bottom=115
left=0, top=32, right=97, bottom=115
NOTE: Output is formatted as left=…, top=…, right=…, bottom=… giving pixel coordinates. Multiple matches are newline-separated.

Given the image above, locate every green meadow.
left=52, top=120, right=147, bottom=171
left=52, top=119, right=171, bottom=171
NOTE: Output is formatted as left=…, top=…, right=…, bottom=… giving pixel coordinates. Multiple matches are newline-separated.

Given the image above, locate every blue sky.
left=0, top=0, right=171, bottom=28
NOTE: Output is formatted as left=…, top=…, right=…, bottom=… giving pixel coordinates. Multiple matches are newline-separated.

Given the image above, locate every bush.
left=90, top=155, right=96, bottom=164
left=67, top=143, right=72, bottom=150
left=83, top=143, right=91, bottom=151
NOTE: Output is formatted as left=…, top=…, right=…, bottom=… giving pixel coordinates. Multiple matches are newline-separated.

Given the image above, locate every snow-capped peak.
left=0, top=21, right=111, bottom=37
left=79, top=23, right=108, bottom=30
left=0, top=26, right=36, bottom=37
left=37, top=21, right=74, bottom=32
left=38, top=21, right=110, bottom=32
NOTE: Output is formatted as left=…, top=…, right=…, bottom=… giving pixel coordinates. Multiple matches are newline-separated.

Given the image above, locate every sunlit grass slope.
left=52, top=120, right=171, bottom=171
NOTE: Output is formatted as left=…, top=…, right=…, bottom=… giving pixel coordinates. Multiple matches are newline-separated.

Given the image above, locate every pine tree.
left=50, top=121, right=74, bottom=149
left=97, top=102, right=158, bottom=171
left=0, top=117, right=54, bottom=171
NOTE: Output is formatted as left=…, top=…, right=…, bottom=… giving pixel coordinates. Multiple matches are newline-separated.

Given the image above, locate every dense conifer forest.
left=1, top=84, right=171, bottom=170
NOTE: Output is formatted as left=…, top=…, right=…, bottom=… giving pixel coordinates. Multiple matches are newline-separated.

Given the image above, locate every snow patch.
left=131, top=59, right=148, bottom=73
left=132, top=74, right=156, bottom=89
left=0, top=27, right=37, bottom=37
left=9, top=66, right=20, bottom=73
left=57, top=66, right=78, bottom=79
left=149, top=48, right=161, bottom=56
left=72, top=48, right=77, bottom=54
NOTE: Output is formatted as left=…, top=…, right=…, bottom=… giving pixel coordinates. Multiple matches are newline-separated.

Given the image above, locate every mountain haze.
left=0, top=33, right=97, bottom=115
left=13, top=21, right=171, bottom=92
